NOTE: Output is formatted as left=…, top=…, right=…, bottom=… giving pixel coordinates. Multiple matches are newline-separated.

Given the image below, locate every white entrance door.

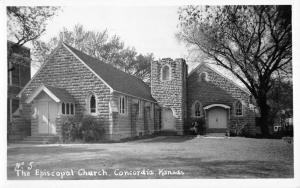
left=208, top=108, right=227, bottom=129
left=162, top=108, right=175, bottom=130
left=38, top=101, right=49, bottom=134
left=48, top=101, right=58, bottom=134
left=38, top=101, right=58, bottom=134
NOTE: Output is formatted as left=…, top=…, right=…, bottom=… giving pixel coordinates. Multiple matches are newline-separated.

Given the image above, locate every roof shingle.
left=64, top=43, right=156, bottom=102
left=45, top=84, right=75, bottom=103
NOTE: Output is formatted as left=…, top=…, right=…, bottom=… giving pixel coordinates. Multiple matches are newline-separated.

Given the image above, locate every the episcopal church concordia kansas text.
left=12, top=42, right=257, bottom=142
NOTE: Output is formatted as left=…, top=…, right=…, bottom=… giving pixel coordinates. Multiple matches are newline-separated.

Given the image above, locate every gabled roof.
left=18, top=42, right=156, bottom=102
left=25, top=84, right=75, bottom=103
left=188, top=63, right=251, bottom=95
left=63, top=43, right=156, bottom=102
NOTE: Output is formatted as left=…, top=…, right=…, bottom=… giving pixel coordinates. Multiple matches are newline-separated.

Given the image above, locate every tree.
left=33, top=24, right=154, bottom=82
left=177, top=5, right=292, bottom=136
left=268, top=76, right=293, bottom=125
left=7, top=6, right=61, bottom=70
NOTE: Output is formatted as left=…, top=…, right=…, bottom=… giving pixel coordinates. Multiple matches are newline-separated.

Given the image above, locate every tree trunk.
left=257, top=95, right=270, bottom=137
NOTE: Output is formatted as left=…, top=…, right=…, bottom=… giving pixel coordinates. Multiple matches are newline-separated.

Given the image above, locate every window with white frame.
left=161, top=65, right=171, bottom=81
left=234, top=100, right=243, bottom=116
left=89, top=94, right=96, bottom=114
left=62, top=102, right=75, bottom=115
left=119, top=96, right=127, bottom=114
left=151, top=103, right=154, bottom=119
left=149, top=103, right=153, bottom=119
left=194, top=101, right=202, bottom=117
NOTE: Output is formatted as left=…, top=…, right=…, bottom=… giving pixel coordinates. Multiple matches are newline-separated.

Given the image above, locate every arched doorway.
left=204, top=104, right=230, bottom=132
left=162, top=108, right=176, bottom=130
left=207, top=108, right=228, bottom=129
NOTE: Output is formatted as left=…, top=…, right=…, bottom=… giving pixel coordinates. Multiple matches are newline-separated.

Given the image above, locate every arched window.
left=162, top=65, right=171, bottom=81
left=62, top=102, right=65, bottom=114
left=90, top=95, right=96, bottom=114
left=200, top=72, right=209, bottom=82
left=70, top=103, right=74, bottom=115
left=192, top=101, right=202, bottom=117
left=66, top=103, right=70, bottom=114
left=234, top=100, right=243, bottom=116
left=119, top=96, right=127, bottom=114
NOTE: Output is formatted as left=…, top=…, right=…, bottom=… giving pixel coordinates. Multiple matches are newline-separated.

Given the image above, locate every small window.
left=66, top=103, right=70, bottom=114
left=62, top=103, right=75, bottom=115
left=62, top=103, right=65, bottom=114
left=119, top=96, right=127, bottom=114
left=162, top=65, right=171, bottom=81
left=200, top=72, right=208, bottom=82
left=137, top=100, right=142, bottom=117
left=235, top=101, right=243, bottom=116
left=194, top=101, right=202, bottom=117
left=70, top=103, right=74, bottom=115
left=90, top=95, right=96, bottom=114
left=150, top=103, right=154, bottom=119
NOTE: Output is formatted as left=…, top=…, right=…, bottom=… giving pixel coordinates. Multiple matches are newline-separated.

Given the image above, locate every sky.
left=25, top=5, right=200, bottom=75
left=4, top=4, right=247, bottom=87
left=35, top=6, right=191, bottom=72
left=27, top=5, right=244, bottom=85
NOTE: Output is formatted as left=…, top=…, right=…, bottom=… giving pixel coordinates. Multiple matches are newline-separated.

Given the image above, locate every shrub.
left=79, top=116, right=105, bottom=142
left=229, top=122, right=253, bottom=137
left=61, top=117, right=80, bottom=143
left=197, top=118, right=206, bottom=135
left=190, top=118, right=206, bottom=135
left=240, top=124, right=252, bottom=137
left=227, top=128, right=236, bottom=137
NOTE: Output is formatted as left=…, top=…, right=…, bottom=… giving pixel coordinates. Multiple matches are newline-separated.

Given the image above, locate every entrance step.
left=20, top=135, right=59, bottom=144
left=204, top=133, right=227, bottom=138
left=206, top=128, right=227, bottom=133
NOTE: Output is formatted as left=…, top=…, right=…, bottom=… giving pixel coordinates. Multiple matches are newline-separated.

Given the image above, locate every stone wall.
left=187, top=64, right=256, bottom=135
left=18, top=44, right=112, bottom=140
left=151, top=58, right=188, bottom=135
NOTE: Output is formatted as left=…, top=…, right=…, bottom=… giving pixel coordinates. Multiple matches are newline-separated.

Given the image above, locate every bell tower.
left=151, top=58, right=187, bottom=135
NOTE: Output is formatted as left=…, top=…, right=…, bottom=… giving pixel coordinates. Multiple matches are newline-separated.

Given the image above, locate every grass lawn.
left=7, top=136, right=293, bottom=179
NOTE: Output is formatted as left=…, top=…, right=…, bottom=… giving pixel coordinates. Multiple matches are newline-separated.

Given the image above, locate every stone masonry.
left=151, top=58, right=188, bottom=135
left=18, top=43, right=112, bottom=140
left=11, top=42, right=258, bottom=142
left=187, top=64, right=256, bottom=135
left=15, top=43, right=159, bottom=141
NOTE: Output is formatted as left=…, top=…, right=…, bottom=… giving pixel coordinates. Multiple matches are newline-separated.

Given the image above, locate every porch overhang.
left=25, top=84, right=74, bottom=104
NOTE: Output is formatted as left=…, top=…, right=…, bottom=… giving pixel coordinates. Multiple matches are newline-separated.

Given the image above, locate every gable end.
left=189, top=63, right=251, bottom=95
left=62, top=43, right=114, bottom=93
